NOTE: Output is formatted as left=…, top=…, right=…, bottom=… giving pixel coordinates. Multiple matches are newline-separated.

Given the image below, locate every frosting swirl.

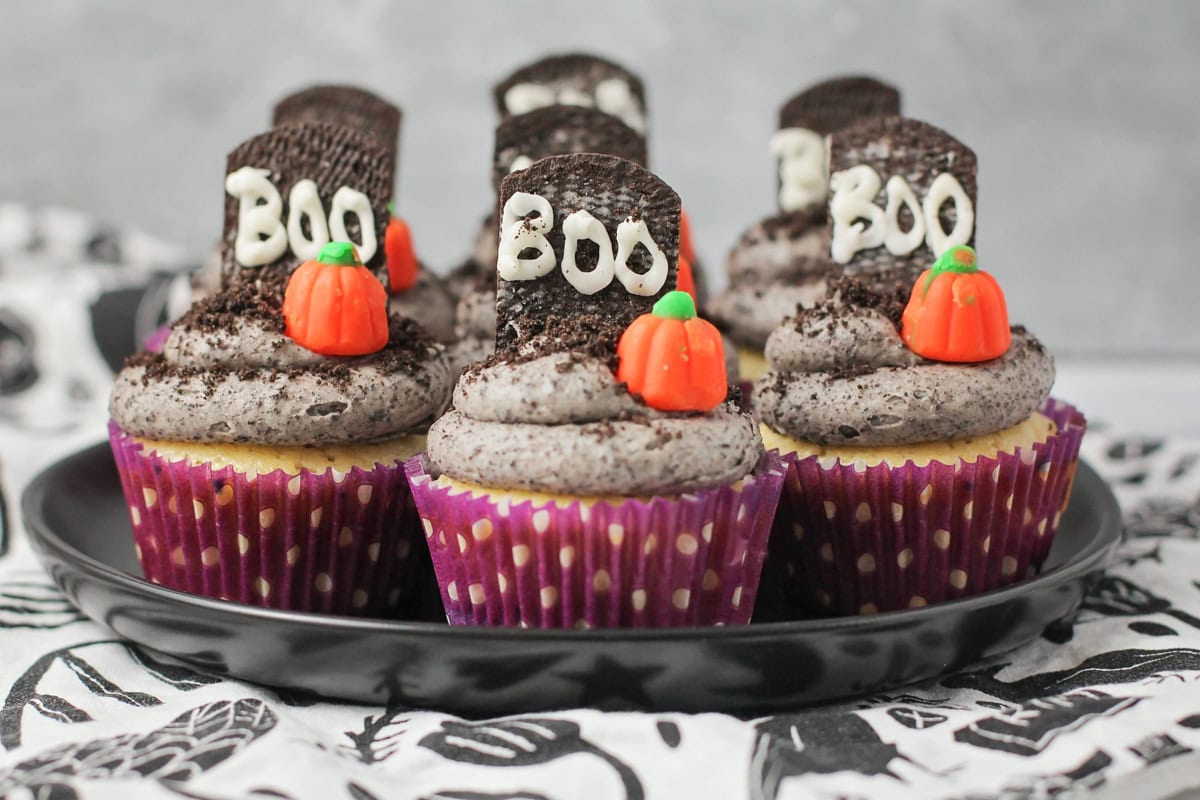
left=754, top=283, right=1054, bottom=447
left=723, top=210, right=830, bottom=284
left=387, top=269, right=457, bottom=343
left=110, top=285, right=452, bottom=446
left=429, top=354, right=761, bottom=495
left=707, top=210, right=834, bottom=349
left=707, top=281, right=826, bottom=349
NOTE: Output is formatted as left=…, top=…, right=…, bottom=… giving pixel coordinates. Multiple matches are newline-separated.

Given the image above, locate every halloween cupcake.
left=274, top=84, right=456, bottom=343
left=754, top=117, right=1085, bottom=615
left=708, top=77, right=900, bottom=383
left=410, top=154, right=786, bottom=628
left=108, top=122, right=454, bottom=616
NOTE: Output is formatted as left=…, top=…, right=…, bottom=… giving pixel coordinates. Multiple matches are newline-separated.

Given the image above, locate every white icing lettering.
left=829, top=165, right=885, bottom=264
left=328, top=187, right=377, bottom=264
left=497, top=192, right=556, bottom=281
left=503, top=79, right=646, bottom=134
left=504, top=83, right=556, bottom=115
left=557, top=86, right=594, bottom=107
left=225, top=167, right=382, bottom=267
left=286, top=179, right=329, bottom=261
left=225, top=166, right=288, bottom=267
left=829, top=167, right=975, bottom=263
left=561, top=210, right=615, bottom=294
left=922, top=173, right=974, bottom=256
left=771, top=127, right=827, bottom=212
left=614, top=217, right=668, bottom=296
left=594, top=78, right=645, bottom=133
left=496, top=193, right=669, bottom=296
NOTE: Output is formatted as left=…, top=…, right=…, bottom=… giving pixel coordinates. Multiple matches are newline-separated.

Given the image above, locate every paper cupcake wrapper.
left=109, top=422, right=425, bottom=617
left=769, top=398, right=1086, bottom=616
left=405, top=451, right=788, bottom=628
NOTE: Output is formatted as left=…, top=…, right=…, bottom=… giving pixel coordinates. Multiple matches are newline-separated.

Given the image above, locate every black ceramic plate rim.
left=22, top=441, right=1121, bottom=642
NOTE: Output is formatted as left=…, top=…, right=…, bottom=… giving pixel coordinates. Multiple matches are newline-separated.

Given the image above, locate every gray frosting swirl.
left=455, top=352, right=652, bottom=424
left=724, top=222, right=829, bottom=285
left=428, top=400, right=761, bottom=496
left=431, top=346, right=761, bottom=495
left=388, top=269, right=456, bottom=343
left=111, top=317, right=453, bottom=446
left=764, top=307, right=922, bottom=373
left=455, top=283, right=497, bottom=340
left=707, top=280, right=826, bottom=349
left=754, top=308, right=1055, bottom=446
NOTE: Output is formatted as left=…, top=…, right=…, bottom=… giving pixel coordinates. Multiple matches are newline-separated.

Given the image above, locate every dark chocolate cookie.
left=221, top=123, right=393, bottom=285
left=493, top=105, right=647, bottom=191
left=494, top=154, right=679, bottom=359
left=272, top=85, right=401, bottom=164
left=826, top=116, right=977, bottom=280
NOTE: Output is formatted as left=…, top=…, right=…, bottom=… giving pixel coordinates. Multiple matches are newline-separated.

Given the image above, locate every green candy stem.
left=318, top=241, right=361, bottom=266
left=924, top=245, right=978, bottom=293
left=652, top=290, right=697, bottom=320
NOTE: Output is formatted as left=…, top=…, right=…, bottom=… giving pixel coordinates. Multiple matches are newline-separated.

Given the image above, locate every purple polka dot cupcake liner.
left=768, top=398, right=1086, bottom=616
left=404, top=451, right=789, bottom=628
left=109, top=422, right=425, bottom=617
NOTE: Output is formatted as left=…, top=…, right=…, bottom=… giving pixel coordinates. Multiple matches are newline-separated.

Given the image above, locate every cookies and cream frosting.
left=753, top=279, right=1054, bottom=447
left=431, top=357, right=759, bottom=495
left=110, top=281, right=453, bottom=446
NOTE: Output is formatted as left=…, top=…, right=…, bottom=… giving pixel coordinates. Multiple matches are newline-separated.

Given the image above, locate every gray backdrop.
left=2, top=0, right=1196, bottom=357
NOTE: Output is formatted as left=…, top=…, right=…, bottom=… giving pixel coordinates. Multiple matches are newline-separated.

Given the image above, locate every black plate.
left=22, top=442, right=1121, bottom=715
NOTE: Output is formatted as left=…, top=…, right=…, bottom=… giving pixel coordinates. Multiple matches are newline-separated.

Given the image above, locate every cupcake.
left=754, top=116, right=1085, bottom=616
left=108, top=121, right=453, bottom=616
left=274, top=84, right=456, bottom=343
left=708, top=77, right=900, bottom=383
left=410, top=153, right=786, bottom=628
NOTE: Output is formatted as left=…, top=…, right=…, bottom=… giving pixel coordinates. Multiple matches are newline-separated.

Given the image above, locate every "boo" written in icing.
left=829, top=165, right=974, bottom=264
left=497, top=192, right=669, bottom=297
left=225, top=166, right=377, bottom=268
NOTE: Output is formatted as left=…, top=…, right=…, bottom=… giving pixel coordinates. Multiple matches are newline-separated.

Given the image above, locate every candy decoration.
left=384, top=216, right=419, bottom=293
left=679, top=208, right=696, bottom=265
left=616, top=290, right=727, bottom=412
left=676, top=254, right=697, bottom=303
left=283, top=242, right=389, bottom=356
left=901, top=245, right=1010, bottom=363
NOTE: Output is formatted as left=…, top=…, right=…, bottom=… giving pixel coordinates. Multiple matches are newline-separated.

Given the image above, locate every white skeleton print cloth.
left=2, top=206, right=1200, bottom=799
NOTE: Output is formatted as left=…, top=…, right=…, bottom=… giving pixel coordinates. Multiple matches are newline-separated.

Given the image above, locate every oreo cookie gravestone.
left=272, top=85, right=402, bottom=166
left=220, top=123, right=393, bottom=287
left=772, top=77, right=901, bottom=214
left=826, top=116, right=977, bottom=282
left=493, top=154, right=680, bottom=356
left=492, top=105, right=647, bottom=193
left=448, top=109, right=654, bottom=369
left=706, top=77, right=901, bottom=365
left=493, top=52, right=647, bottom=135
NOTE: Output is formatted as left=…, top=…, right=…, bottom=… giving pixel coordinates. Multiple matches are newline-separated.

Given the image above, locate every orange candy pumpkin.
left=283, top=241, right=389, bottom=356
left=617, top=290, right=727, bottom=412
left=384, top=216, right=420, bottom=293
left=901, top=245, right=1010, bottom=363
